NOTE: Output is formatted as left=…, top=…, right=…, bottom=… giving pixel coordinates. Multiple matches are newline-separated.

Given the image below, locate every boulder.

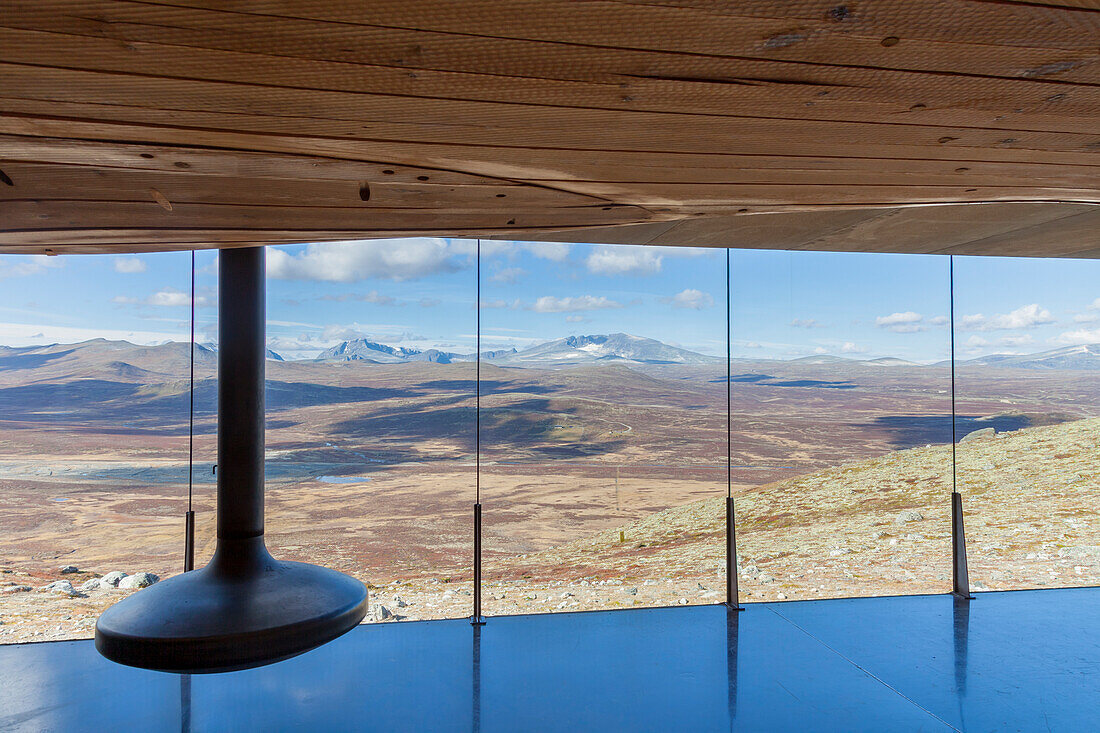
left=372, top=604, right=392, bottom=621
left=393, top=596, right=408, bottom=608
left=2, top=585, right=32, bottom=594
left=895, top=510, right=924, bottom=525
left=38, top=580, right=81, bottom=597
left=118, top=572, right=159, bottom=589
left=100, top=571, right=128, bottom=587
left=959, top=427, right=996, bottom=443
left=79, top=578, right=102, bottom=592
left=59, top=565, right=79, bottom=574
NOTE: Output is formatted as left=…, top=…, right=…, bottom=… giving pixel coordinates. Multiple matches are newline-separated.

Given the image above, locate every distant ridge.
left=4, top=338, right=1099, bottom=371
left=935, top=343, right=1100, bottom=370
left=312, top=333, right=718, bottom=367
left=494, top=333, right=721, bottom=367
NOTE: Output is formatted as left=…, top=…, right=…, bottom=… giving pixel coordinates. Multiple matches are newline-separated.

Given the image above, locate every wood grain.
left=0, top=0, right=1098, bottom=256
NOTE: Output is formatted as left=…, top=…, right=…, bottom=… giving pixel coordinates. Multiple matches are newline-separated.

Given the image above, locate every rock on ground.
left=99, top=571, right=128, bottom=587
left=960, top=427, right=996, bottom=443
left=118, top=572, right=159, bottom=589
left=37, top=581, right=82, bottom=597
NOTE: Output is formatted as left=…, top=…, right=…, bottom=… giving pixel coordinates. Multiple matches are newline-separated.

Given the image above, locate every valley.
left=1, top=335, right=1098, bottom=641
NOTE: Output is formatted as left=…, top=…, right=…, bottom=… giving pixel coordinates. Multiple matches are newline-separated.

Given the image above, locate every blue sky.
left=1, top=240, right=1097, bottom=362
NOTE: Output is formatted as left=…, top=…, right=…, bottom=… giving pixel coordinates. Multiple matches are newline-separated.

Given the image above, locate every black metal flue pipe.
left=96, top=246, right=366, bottom=673
left=217, top=247, right=266, bottom=543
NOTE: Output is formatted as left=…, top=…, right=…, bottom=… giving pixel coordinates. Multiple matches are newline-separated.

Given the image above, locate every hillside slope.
left=499, top=417, right=1100, bottom=600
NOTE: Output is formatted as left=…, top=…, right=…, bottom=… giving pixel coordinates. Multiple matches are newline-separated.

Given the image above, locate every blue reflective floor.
left=3, top=588, right=1099, bottom=732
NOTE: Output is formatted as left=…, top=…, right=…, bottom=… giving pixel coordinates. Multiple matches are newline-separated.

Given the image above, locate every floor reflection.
left=2, top=589, right=1098, bottom=732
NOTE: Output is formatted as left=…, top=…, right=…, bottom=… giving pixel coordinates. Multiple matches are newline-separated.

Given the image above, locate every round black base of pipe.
left=95, top=542, right=367, bottom=673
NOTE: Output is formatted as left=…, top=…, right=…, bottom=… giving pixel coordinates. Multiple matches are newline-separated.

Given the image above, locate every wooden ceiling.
left=1, top=0, right=1098, bottom=257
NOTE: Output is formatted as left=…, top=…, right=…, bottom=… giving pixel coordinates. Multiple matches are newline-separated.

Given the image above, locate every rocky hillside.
left=498, top=417, right=1100, bottom=600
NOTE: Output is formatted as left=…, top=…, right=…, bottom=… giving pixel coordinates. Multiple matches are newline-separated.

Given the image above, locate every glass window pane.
left=480, top=241, right=727, bottom=615
left=262, top=239, right=476, bottom=623
left=731, top=250, right=952, bottom=602
left=954, top=255, right=1100, bottom=591
left=0, top=251, right=213, bottom=642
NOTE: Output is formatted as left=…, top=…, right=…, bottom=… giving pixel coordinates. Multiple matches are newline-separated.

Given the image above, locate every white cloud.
left=113, top=257, right=147, bottom=274
left=1053, top=328, right=1100, bottom=346
left=743, top=341, right=761, bottom=349
left=1072, top=299, right=1100, bottom=322
left=528, top=243, right=572, bottom=262
left=959, top=303, right=1054, bottom=331
left=321, top=324, right=368, bottom=342
left=479, top=299, right=520, bottom=310
left=0, top=255, right=63, bottom=279
left=420, top=297, right=441, bottom=308
left=267, top=238, right=458, bottom=282
left=113, top=287, right=212, bottom=308
left=585, top=246, right=663, bottom=276
left=840, top=342, right=866, bottom=354
left=967, top=333, right=1036, bottom=350
left=790, top=318, right=824, bottom=329
left=362, top=291, right=396, bottom=305
left=875, top=311, right=927, bottom=333
left=928, top=316, right=949, bottom=326
left=662, top=288, right=714, bottom=310
left=448, top=239, right=514, bottom=258
left=812, top=346, right=828, bottom=354
left=530, top=295, right=623, bottom=313
left=565, top=315, right=589, bottom=323
left=0, top=320, right=183, bottom=347
left=491, top=267, right=526, bottom=284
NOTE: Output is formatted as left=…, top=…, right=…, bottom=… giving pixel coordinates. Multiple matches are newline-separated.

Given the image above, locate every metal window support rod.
left=472, top=503, right=484, bottom=625
left=949, top=255, right=973, bottom=601
left=472, top=239, right=485, bottom=625
left=725, top=250, right=743, bottom=610
left=726, top=497, right=743, bottom=610
left=96, top=247, right=367, bottom=673
left=184, top=249, right=196, bottom=573
left=952, top=492, right=974, bottom=600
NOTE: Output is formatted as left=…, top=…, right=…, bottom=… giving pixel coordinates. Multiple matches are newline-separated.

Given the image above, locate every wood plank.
left=534, top=181, right=1098, bottom=207
left=0, top=162, right=607, bottom=209
left=794, top=202, right=1100, bottom=253
left=932, top=208, right=1100, bottom=256
left=1, top=21, right=1097, bottom=130
left=5, top=7, right=1098, bottom=116
left=0, top=136, right=508, bottom=186
left=4, top=62, right=1096, bottom=152
left=495, top=202, right=1100, bottom=257
left=150, top=0, right=1100, bottom=53
left=0, top=200, right=655, bottom=231
left=9, top=0, right=1097, bottom=90
left=4, top=81, right=1099, bottom=166
left=6, top=134, right=1099, bottom=189
left=4, top=115, right=1097, bottom=193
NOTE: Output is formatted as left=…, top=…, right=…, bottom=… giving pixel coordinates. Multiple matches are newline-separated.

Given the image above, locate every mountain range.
left=2, top=337, right=1100, bottom=373
left=314, top=333, right=720, bottom=367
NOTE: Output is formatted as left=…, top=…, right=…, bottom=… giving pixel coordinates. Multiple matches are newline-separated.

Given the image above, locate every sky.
left=1, top=240, right=1098, bottom=363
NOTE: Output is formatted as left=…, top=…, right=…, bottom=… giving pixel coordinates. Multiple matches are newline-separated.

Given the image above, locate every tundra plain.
left=1, top=339, right=1098, bottom=641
